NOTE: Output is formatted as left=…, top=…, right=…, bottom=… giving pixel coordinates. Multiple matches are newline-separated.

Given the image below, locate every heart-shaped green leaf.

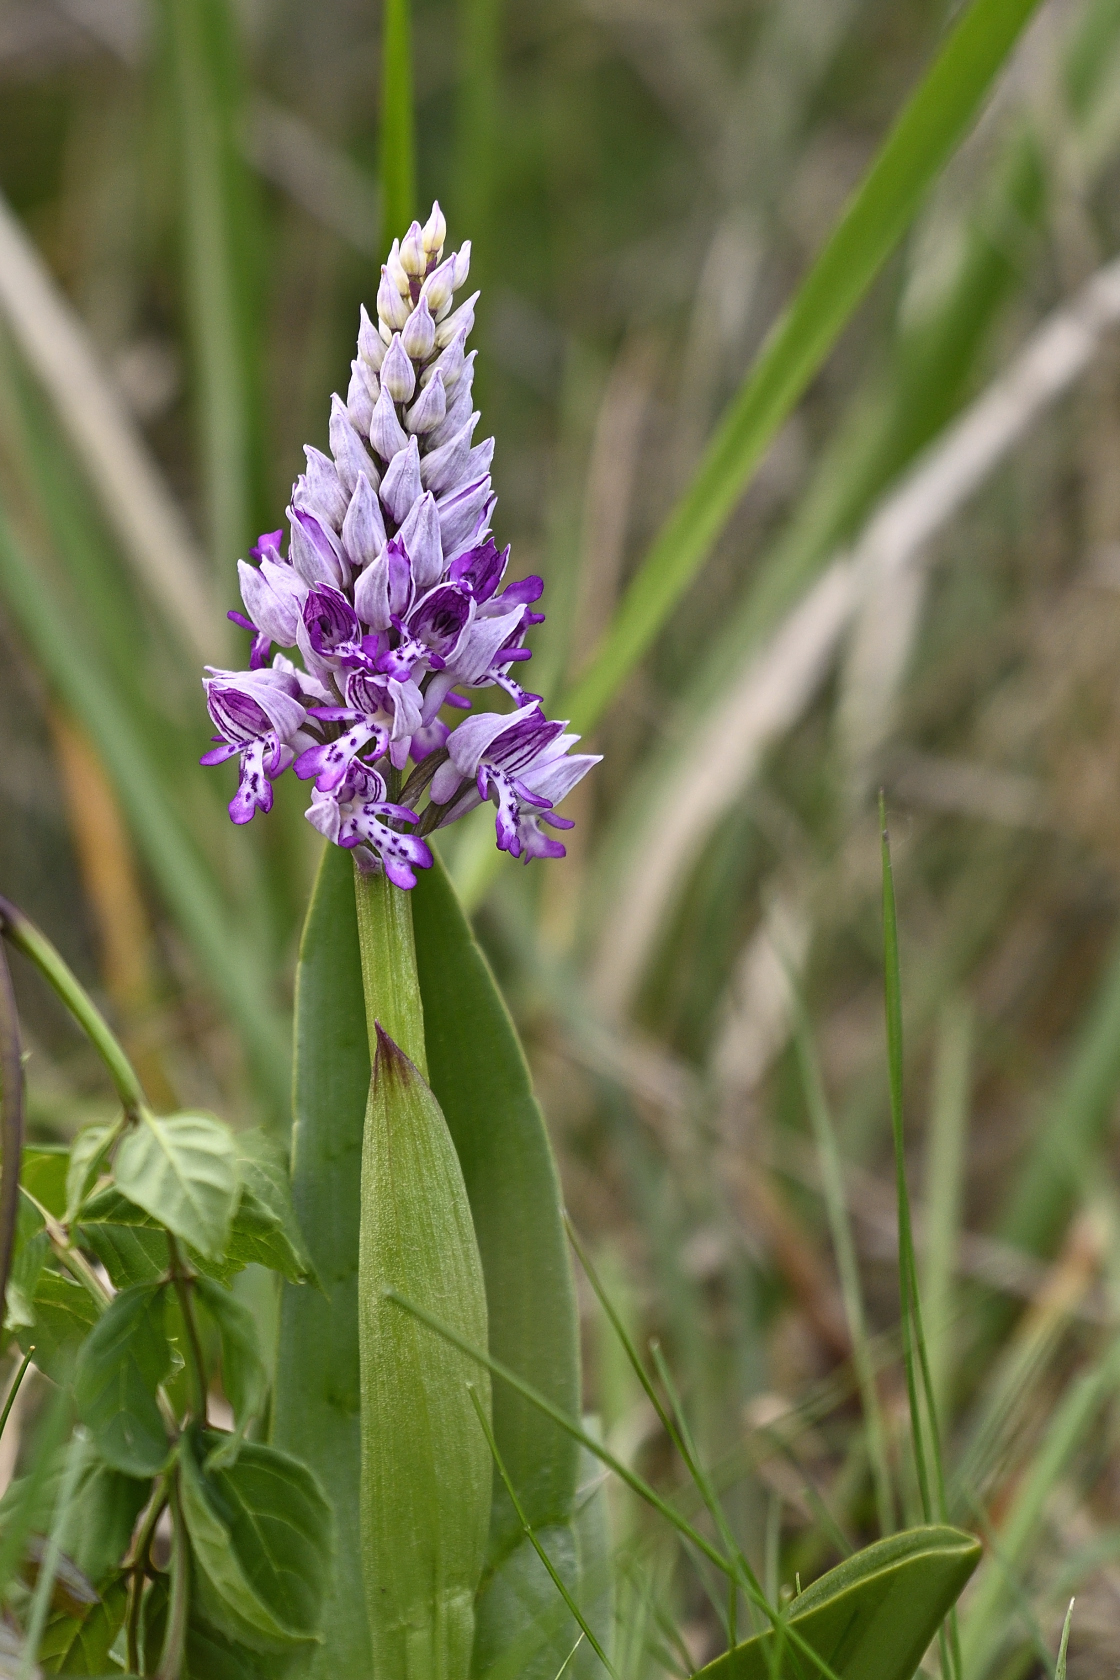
left=179, top=1430, right=332, bottom=1653
left=73, top=1284, right=171, bottom=1477
left=114, top=1112, right=238, bottom=1260
left=695, top=1527, right=982, bottom=1680
left=14, top=1269, right=100, bottom=1383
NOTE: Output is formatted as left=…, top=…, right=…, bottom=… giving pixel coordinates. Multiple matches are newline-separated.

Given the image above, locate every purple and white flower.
left=200, top=202, right=599, bottom=884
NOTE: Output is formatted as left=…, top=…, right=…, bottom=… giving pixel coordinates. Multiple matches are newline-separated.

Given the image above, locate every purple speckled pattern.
left=200, top=203, right=599, bottom=888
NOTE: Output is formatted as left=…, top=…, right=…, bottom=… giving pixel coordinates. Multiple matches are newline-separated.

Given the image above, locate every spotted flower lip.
left=200, top=202, right=599, bottom=885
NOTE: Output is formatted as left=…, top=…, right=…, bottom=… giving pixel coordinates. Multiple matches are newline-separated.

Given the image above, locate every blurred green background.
left=4, top=0, right=1120, bottom=1673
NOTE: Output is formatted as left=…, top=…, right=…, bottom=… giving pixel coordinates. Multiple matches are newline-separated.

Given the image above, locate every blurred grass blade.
left=563, top=0, right=1047, bottom=734
left=958, top=1342, right=1120, bottom=1677
left=693, top=1529, right=982, bottom=1680
left=0, top=505, right=290, bottom=1116
left=273, top=842, right=372, bottom=1677
left=19, top=1426, right=87, bottom=1679
left=0, top=192, right=215, bottom=661
left=165, top=0, right=262, bottom=576
left=922, top=999, right=972, bottom=1426
left=999, top=929, right=1120, bottom=1258
left=379, top=0, right=416, bottom=253
left=0, top=936, right=24, bottom=1323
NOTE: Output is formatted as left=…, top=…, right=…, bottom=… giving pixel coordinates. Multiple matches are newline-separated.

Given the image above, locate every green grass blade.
left=792, top=1009, right=895, bottom=1536
left=880, top=799, right=933, bottom=1525
left=563, top=0, right=1046, bottom=735
left=1055, top=1600, right=1074, bottom=1680
left=379, top=0, right=416, bottom=254
left=0, top=505, right=290, bottom=1115
left=385, top=1288, right=847, bottom=1680
left=272, top=842, right=372, bottom=1676
left=469, top=1387, right=618, bottom=1680
left=880, top=801, right=959, bottom=1680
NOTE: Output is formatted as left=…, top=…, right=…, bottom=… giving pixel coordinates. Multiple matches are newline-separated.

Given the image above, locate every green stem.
left=126, top=1480, right=170, bottom=1674
left=168, top=1237, right=208, bottom=1420
left=156, top=1479, right=190, bottom=1680
left=0, top=1351, right=33, bottom=1443
left=0, top=894, right=147, bottom=1118
left=353, top=865, right=427, bottom=1075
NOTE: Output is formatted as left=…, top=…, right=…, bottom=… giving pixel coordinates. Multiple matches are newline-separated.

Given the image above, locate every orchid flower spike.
left=201, top=205, right=599, bottom=888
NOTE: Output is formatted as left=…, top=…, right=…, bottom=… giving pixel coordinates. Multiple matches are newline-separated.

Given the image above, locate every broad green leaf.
left=64, top=1127, right=112, bottom=1223
left=75, top=1187, right=167, bottom=1288
left=15, top=1269, right=100, bottom=1383
left=359, top=1022, right=491, bottom=1680
left=73, top=1284, right=171, bottom=1477
left=412, top=855, right=581, bottom=1548
left=38, top=1574, right=127, bottom=1675
left=230, top=1133, right=315, bottom=1284
left=179, top=1429, right=332, bottom=1653
left=220, top=1188, right=314, bottom=1285
left=562, top=0, right=1046, bottom=736
left=20, top=1149, right=69, bottom=1221
left=194, top=1275, right=268, bottom=1462
left=272, top=843, right=372, bottom=1677
left=113, top=1112, right=238, bottom=1260
left=78, top=1226, right=166, bottom=1292
left=694, top=1527, right=981, bottom=1680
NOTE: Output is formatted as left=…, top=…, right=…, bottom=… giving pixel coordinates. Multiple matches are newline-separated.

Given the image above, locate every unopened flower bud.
left=399, top=220, right=426, bottom=278
left=406, top=370, right=446, bottom=435
left=435, top=292, right=479, bottom=351
left=421, top=201, right=446, bottom=264
left=419, top=254, right=457, bottom=319
left=451, top=241, right=471, bottom=289
left=401, top=295, right=436, bottom=362
left=381, top=334, right=417, bottom=404
left=347, top=360, right=377, bottom=433
left=377, top=266, right=411, bottom=333
left=385, top=238, right=410, bottom=298
left=369, top=382, right=409, bottom=461
left=358, top=304, right=386, bottom=371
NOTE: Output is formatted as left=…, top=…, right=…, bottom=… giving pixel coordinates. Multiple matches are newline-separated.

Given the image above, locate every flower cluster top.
left=201, top=203, right=599, bottom=888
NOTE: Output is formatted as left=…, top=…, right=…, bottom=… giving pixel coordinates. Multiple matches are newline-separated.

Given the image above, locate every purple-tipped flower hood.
left=200, top=202, right=599, bottom=884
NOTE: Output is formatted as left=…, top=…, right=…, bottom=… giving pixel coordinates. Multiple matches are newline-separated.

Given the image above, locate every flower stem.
left=0, top=894, right=146, bottom=1119
left=352, top=865, right=427, bottom=1075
